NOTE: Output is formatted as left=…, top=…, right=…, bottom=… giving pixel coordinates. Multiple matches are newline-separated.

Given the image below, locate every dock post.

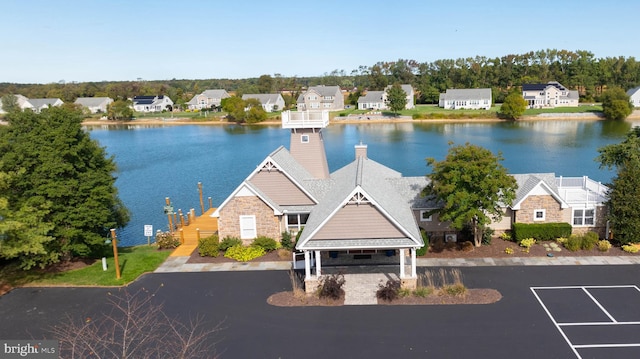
left=179, top=228, right=184, bottom=244
left=198, top=182, right=205, bottom=215
left=196, top=228, right=201, bottom=242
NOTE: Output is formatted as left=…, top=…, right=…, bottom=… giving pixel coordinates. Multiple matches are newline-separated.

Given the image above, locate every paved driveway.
left=1, top=266, right=639, bottom=358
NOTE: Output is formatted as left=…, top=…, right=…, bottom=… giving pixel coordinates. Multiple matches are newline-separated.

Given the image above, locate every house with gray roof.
left=438, top=88, right=492, bottom=110
left=7, top=97, right=64, bottom=113
left=212, top=111, right=608, bottom=291
left=241, top=93, right=285, bottom=112
left=357, top=84, right=415, bottom=110
left=522, top=81, right=579, bottom=108
left=296, top=85, right=344, bottom=111
left=627, top=86, right=640, bottom=108
left=74, top=97, right=113, bottom=114
left=132, top=95, right=173, bottom=112
left=187, top=89, right=230, bottom=110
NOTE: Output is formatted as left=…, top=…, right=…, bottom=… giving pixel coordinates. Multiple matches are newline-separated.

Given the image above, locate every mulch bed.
left=186, top=248, right=290, bottom=264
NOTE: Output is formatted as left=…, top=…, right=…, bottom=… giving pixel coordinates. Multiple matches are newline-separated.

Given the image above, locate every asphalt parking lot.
left=1, top=265, right=639, bottom=358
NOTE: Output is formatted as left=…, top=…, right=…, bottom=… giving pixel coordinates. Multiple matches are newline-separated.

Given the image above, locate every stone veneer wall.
left=218, top=196, right=281, bottom=243
left=516, top=195, right=565, bottom=224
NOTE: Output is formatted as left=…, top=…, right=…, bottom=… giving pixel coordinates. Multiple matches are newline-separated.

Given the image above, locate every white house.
left=74, top=97, right=113, bottom=114
left=357, top=84, right=415, bottom=110
left=187, top=89, right=230, bottom=110
left=627, top=86, right=640, bottom=108
left=438, top=88, right=492, bottom=110
left=297, top=86, right=344, bottom=111
left=522, top=81, right=579, bottom=108
left=132, top=95, right=173, bottom=112
left=241, top=94, right=285, bottom=112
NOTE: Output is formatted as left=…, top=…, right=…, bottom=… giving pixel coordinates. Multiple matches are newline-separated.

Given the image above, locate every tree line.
left=1, top=49, right=639, bottom=107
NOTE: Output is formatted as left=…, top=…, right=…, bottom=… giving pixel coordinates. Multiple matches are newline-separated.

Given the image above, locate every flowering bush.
left=519, top=238, right=536, bottom=252
left=156, top=231, right=180, bottom=249
left=622, top=244, right=639, bottom=254
left=224, top=245, right=265, bottom=262
left=556, top=237, right=568, bottom=244
left=504, top=247, right=514, bottom=255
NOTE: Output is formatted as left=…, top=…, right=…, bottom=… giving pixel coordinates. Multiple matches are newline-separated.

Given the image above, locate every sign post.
left=144, top=224, right=153, bottom=245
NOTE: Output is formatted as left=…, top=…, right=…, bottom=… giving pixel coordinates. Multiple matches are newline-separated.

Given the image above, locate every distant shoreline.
left=81, top=111, right=640, bottom=127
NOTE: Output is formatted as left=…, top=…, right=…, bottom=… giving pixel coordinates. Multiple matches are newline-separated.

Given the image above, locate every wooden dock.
left=170, top=208, right=218, bottom=257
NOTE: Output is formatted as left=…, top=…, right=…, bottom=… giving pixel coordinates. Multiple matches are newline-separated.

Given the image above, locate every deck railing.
left=281, top=110, right=329, bottom=129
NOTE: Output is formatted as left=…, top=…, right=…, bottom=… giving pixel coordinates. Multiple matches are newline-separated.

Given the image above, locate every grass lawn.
left=0, top=245, right=171, bottom=290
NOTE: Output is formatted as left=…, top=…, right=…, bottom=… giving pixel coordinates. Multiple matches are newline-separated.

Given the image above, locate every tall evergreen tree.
left=0, top=106, right=129, bottom=266
left=385, top=84, right=407, bottom=115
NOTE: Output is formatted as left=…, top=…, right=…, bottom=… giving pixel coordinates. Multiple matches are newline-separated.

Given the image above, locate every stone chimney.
left=355, top=142, right=367, bottom=159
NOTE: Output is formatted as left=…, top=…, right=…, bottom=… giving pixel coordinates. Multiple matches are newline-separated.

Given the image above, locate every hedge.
left=512, top=222, right=572, bottom=242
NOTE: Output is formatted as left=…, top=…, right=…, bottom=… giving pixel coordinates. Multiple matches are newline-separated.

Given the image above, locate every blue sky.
left=2, top=0, right=638, bottom=84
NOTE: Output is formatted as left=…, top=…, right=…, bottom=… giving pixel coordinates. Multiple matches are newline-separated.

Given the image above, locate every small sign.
left=163, top=205, right=174, bottom=214
left=144, top=225, right=153, bottom=237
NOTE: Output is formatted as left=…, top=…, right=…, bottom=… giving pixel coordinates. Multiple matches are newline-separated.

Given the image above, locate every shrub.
left=219, top=236, right=242, bottom=251
left=252, top=236, right=278, bottom=252
left=500, top=232, right=512, bottom=241
left=440, top=283, right=467, bottom=297
left=504, top=247, right=514, bottom=255
left=482, top=227, right=494, bottom=245
left=413, top=287, right=433, bottom=297
left=581, top=232, right=599, bottom=250
left=564, top=235, right=582, bottom=252
left=556, top=237, right=568, bottom=245
left=519, top=238, right=536, bottom=252
left=224, top=245, right=265, bottom=262
left=597, top=240, right=612, bottom=252
left=376, top=279, right=401, bottom=302
left=461, top=241, right=474, bottom=252
left=156, top=231, right=180, bottom=249
left=512, top=223, right=572, bottom=242
left=317, top=273, right=345, bottom=300
left=622, top=244, right=639, bottom=254
left=198, top=234, right=219, bottom=257
left=280, top=231, right=294, bottom=250
left=417, top=230, right=429, bottom=256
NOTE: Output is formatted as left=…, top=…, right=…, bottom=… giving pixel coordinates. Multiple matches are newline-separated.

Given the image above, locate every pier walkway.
left=169, top=208, right=218, bottom=257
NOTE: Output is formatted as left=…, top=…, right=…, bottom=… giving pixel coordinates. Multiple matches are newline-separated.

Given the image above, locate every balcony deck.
left=281, top=110, right=329, bottom=129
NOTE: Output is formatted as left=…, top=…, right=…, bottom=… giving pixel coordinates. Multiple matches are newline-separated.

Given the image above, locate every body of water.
left=86, top=119, right=636, bottom=246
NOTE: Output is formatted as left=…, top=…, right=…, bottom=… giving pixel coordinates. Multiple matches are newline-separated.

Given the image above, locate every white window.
left=534, top=209, right=545, bottom=221
left=420, top=210, right=433, bottom=222
left=573, top=208, right=595, bottom=226
left=300, top=134, right=309, bottom=143
left=286, top=213, right=309, bottom=233
left=239, top=215, right=257, bottom=239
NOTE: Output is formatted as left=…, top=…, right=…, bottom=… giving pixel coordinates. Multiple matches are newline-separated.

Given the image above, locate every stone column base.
left=304, top=278, right=320, bottom=295
left=401, top=277, right=417, bottom=291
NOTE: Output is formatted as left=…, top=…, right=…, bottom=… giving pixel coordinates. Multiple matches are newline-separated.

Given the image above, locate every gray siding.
left=249, top=170, right=315, bottom=206
left=313, top=203, right=405, bottom=240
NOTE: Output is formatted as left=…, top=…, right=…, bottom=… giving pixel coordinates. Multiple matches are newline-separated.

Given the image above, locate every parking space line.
left=531, top=285, right=640, bottom=359
left=582, top=287, right=617, bottom=322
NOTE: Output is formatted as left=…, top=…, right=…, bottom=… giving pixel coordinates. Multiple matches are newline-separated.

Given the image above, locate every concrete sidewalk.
left=155, top=255, right=640, bottom=273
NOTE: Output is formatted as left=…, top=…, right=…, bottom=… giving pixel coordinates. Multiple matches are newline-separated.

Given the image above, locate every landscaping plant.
left=198, top=234, right=219, bottom=257
left=376, top=279, right=401, bottom=302
left=317, top=273, right=345, bottom=300
left=219, top=236, right=242, bottom=251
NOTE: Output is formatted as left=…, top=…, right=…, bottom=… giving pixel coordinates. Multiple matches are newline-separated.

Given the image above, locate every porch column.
left=304, top=250, right=311, bottom=280
left=411, top=248, right=417, bottom=278
left=399, top=248, right=406, bottom=278
left=315, top=250, right=322, bottom=277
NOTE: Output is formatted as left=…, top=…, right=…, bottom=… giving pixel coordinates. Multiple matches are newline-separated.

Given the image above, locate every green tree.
left=601, top=87, right=632, bottom=120
left=257, top=74, right=274, bottom=93
left=244, top=98, right=267, bottom=124
left=107, top=99, right=133, bottom=121
left=0, top=106, right=130, bottom=266
left=385, top=84, right=407, bottom=115
left=423, top=143, right=518, bottom=247
left=1, top=94, right=20, bottom=114
left=221, top=96, right=246, bottom=122
left=499, top=92, right=527, bottom=120
left=597, top=128, right=640, bottom=244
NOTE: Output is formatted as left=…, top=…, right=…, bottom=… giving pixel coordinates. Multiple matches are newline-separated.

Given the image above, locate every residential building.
left=187, top=89, right=230, bottom=110
left=0, top=95, right=64, bottom=113
left=74, top=97, right=113, bottom=114
left=522, top=81, right=579, bottom=108
left=357, top=84, right=415, bottom=110
left=0, top=94, right=31, bottom=114
left=132, top=95, right=173, bottom=112
left=241, top=93, right=285, bottom=112
left=627, top=86, right=640, bottom=108
left=296, top=85, right=344, bottom=111
left=438, top=88, right=492, bottom=110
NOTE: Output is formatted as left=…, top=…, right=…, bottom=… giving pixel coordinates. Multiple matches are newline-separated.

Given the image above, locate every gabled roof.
left=296, top=156, right=423, bottom=250
left=522, top=81, right=568, bottom=92
left=28, top=98, right=62, bottom=108
left=297, top=86, right=341, bottom=102
left=441, top=88, right=492, bottom=100
left=627, top=86, right=640, bottom=97
left=74, top=97, right=112, bottom=107
left=241, top=93, right=282, bottom=105
left=201, top=89, right=230, bottom=99
left=385, top=84, right=414, bottom=95
left=510, top=173, right=569, bottom=210
left=211, top=180, right=282, bottom=218
left=357, top=91, right=385, bottom=103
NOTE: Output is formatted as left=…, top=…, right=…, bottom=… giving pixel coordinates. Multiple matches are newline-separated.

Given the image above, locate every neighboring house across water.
left=438, top=88, right=492, bottom=110
left=0, top=95, right=64, bottom=113
left=0, top=94, right=31, bottom=114
left=627, top=86, right=640, bottom=108
left=522, top=81, right=579, bottom=108
left=357, top=84, right=415, bottom=110
left=296, top=85, right=344, bottom=111
left=212, top=110, right=608, bottom=291
left=74, top=97, right=113, bottom=114
left=132, top=95, right=173, bottom=112
left=187, top=89, right=230, bottom=110
left=241, top=93, right=285, bottom=112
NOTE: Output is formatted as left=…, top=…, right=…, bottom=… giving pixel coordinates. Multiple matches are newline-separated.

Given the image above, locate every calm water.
left=86, top=119, right=637, bottom=246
